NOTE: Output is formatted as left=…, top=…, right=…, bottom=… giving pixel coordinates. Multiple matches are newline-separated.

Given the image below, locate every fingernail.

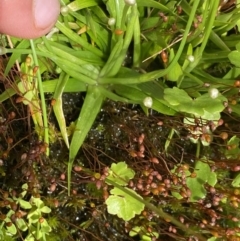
left=33, top=0, right=60, bottom=29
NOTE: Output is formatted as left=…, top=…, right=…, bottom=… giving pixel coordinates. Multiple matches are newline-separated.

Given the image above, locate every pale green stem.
left=30, top=39, right=49, bottom=155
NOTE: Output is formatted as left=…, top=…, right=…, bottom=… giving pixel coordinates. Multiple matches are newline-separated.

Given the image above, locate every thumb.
left=0, top=0, right=60, bottom=39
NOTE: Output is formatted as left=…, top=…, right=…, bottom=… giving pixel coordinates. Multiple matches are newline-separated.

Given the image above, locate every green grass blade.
left=0, top=88, right=17, bottom=102
left=68, top=86, right=104, bottom=194
left=133, top=16, right=141, bottom=67
left=67, top=0, right=101, bottom=11
left=53, top=73, right=70, bottom=148
left=136, top=0, right=180, bottom=17
left=106, top=0, right=125, bottom=30
left=53, top=60, right=97, bottom=85
left=44, top=41, right=104, bottom=65
left=99, top=38, right=123, bottom=77
left=198, top=0, right=220, bottom=55
left=30, top=40, right=49, bottom=154
left=98, top=86, right=130, bottom=103
left=101, top=4, right=138, bottom=77
left=210, top=31, right=230, bottom=51
left=37, top=44, right=99, bottom=84
left=100, top=0, right=200, bottom=83
left=56, top=21, right=104, bottom=57
left=43, top=78, right=87, bottom=93
left=4, top=39, right=30, bottom=75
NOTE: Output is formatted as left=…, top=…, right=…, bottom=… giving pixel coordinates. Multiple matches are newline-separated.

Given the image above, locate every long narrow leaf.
left=68, top=86, right=104, bottom=194
left=53, top=73, right=70, bottom=148
left=43, top=78, right=87, bottom=93
left=56, top=21, right=103, bottom=58
left=4, top=39, right=30, bottom=76
left=68, top=0, right=101, bottom=11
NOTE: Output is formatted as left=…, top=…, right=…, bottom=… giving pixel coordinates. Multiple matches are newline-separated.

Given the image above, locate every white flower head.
left=108, top=18, right=116, bottom=26
left=208, top=88, right=219, bottom=99
left=187, top=55, right=195, bottom=63
left=143, top=97, right=153, bottom=108
left=124, top=0, right=136, bottom=6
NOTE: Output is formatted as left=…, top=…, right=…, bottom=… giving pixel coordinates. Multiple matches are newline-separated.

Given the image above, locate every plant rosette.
left=105, top=162, right=144, bottom=221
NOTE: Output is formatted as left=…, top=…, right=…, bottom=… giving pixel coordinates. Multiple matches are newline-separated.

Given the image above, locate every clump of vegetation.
left=1, top=0, right=240, bottom=240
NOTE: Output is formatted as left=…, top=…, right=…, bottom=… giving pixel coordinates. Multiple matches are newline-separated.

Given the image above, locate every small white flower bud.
left=143, top=97, right=153, bottom=108
left=209, top=88, right=219, bottom=99
left=108, top=18, right=116, bottom=26
left=124, top=0, right=136, bottom=6
left=61, top=6, right=69, bottom=16
left=187, top=55, right=195, bottom=62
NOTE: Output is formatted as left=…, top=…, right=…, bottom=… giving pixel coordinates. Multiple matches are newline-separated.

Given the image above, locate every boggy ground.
left=0, top=88, right=240, bottom=241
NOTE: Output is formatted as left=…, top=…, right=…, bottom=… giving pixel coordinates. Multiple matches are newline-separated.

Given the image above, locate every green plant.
left=105, top=162, right=144, bottom=221
left=17, top=55, right=43, bottom=132
left=2, top=0, right=240, bottom=240
left=0, top=0, right=193, bottom=187
left=105, top=161, right=209, bottom=240
left=129, top=225, right=159, bottom=241
left=171, top=159, right=217, bottom=202
left=0, top=184, right=52, bottom=241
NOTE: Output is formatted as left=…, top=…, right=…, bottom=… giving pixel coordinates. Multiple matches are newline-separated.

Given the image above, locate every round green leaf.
left=164, top=87, right=226, bottom=116
left=186, top=160, right=217, bottom=202
left=40, top=206, right=51, bottom=214
left=106, top=162, right=135, bottom=186
left=106, top=187, right=144, bottom=221
left=232, top=173, right=240, bottom=187
left=16, top=218, right=28, bottom=231
left=41, top=219, right=52, bottom=233
left=6, top=223, right=17, bottom=235
left=19, top=199, right=32, bottom=209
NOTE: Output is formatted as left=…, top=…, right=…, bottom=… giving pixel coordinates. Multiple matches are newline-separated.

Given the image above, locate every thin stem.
left=163, top=0, right=200, bottom=74
left=198, top=0, right=220, bottom=55
left=6, top=35, right=21, bottom=71
left=30, top=39, right=49, bottom=155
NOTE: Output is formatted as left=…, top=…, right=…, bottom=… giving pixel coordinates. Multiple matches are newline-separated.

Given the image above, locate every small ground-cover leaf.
left=171, top=165, right=191, bottom=199
left=106, top=162, right=135, bottom=186
left=129, top=226, right=159, bottom=240
left=18, top=200, right=32, bottom=209
left=40, top=219, right=52, bottom=233
left=228, top=50, right=240, bottom=67
left=16, top=218, right=28, bottom=231
left=40, top=206, right=51, bottom=214
left=187, top=160, right=217, bottom=202
left=106, top=187, right=144, bottom=221
left=164, top=87, right=191, bottom=106
left=164, top=87, right=226, bottom=116
left=225, top=135, right=240, bottom=159
left=6, top=223, right=17, bottom=235
left=184, top=111, right=220, bottom=146
left=232, top=173, right=240, bottom=187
